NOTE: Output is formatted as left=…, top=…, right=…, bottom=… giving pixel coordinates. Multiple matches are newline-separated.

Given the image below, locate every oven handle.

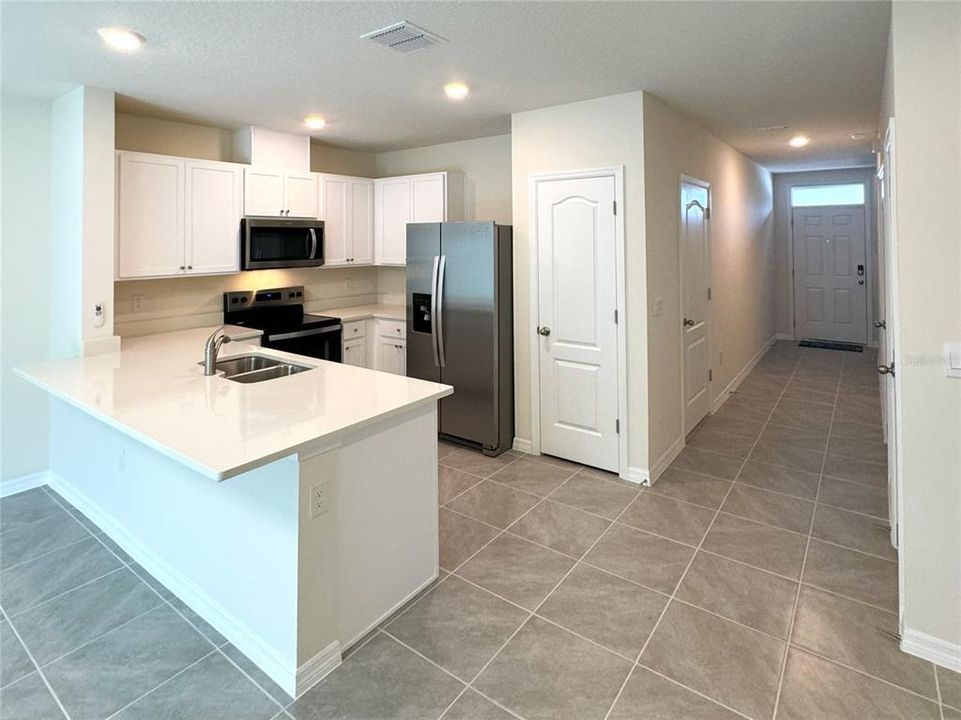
left=430, top=256, right=441, bottom=368
left=267, top=325, right=341, bottom=342
left=309, top=228, right=318, bottom=259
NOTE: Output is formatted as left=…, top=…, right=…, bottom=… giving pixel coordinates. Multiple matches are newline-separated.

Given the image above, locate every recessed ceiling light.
left=444, top=82, right=469, bottom=101
left=789, top=135, right=810, bottom=148
left=97, top=26, right=145, bottom=52
left=304, top=116, right=327, bottom=130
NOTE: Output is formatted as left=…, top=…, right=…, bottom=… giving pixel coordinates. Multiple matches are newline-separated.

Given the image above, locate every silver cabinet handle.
left=878, top=362, right=895, bottom=376
left=430, top=256, right=440, bottom=368
left=875, top=319, right=886, bottom=329
left=683, top=318, right=696, bottom=327
left=537, top=326, right=551, bottom=336
left=437, top=255, right=447, bottom=368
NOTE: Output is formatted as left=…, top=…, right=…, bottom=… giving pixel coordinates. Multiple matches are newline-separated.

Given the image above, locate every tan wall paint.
left=643, top=93, right=775, bottom=469
left=884, top=1, right=961, bottom=651
left=375, top=134, right=513, bottom=224
left=310, top=141, right=376, bottom=177
left=511, top=92, right=648, bottom=471
left=116, top=113, right=235, bottom=161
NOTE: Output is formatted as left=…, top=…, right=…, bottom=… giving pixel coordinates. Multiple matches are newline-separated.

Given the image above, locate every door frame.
left=527, top=166, right=629, bottom=479
left=678, top=175, right=714, bottom=435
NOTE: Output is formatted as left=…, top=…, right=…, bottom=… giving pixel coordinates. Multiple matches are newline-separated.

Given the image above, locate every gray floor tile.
left=722, top=394, right=779, bottom=422
left=547, top=472, right=637, bottom=519
left=608, top=666, right=743, bottom=720
left=538, top=564, right=667, bottom=658
left=792, top=586, right=937, bottom=698
left=585, top=523, right=693, bottom=594
left=641, top=601, right=784, bottom=720
left=536, top=454, right=585, bottom=474
left=43, top=604, right=212, bottom=720
left=771, top=398, right=834, bottom=432
left=749, top=439, right=824, bottom=475
left=0, top=509, right=90, bottom=571
left=221, top=643, right=293, bottom=705
left=818, top=477, right=888, bottom=518
left=686, top=427, right=757, bottom=460
left=803, top=540, right=898, bottom=611
left=0, top=537, right=122, bottom=616
left=619, top=491, right=714, bottom=545
left=720, top=485, right=814, bottom=534
left=831, top=419, right=884, bottom=444
left=385, top=575, right=527, bottom=680
left=439, top=508, right=500, bottom=571
left=822, top=453, right=886, bottom=486
left=780, top=384, right=836, bottom=406
left=0, top=489, right=62, bottom=534
left=676, top=552, right=797, bottom=638
left=167, top=596, right=227, bottom=647
left=289, top=633, right=463, bottom=720
left=488, top=459, right=578, bottom=497
left=696, top=412, right=766, bottom=439
left=440, top=690, right=515, bottom=719
left=667, top=449, right=742, bottom=482
left=94, top=532, right=134, bottom=565
left=702, top=513, right=807, bottom=579
left=736, top=460, right=820, bottom=500
left=939, top=665, right=961, bottom=711
left=508, top=500, right=609, bottom=558
left=777, top=648, right=940, bottom=720
left=438, top=465, right=483, bottom=505
left=456, top=534, right=575, bottom=610
left=437, top=441, right=460, bottom=460
left=112, top=652, right=279, bottom=719
left=827, top=435, right=887, bottom=463
left=946, top=706, right=961, bottom=720
left=1, top=620, right=34, bottom=688
left=440, top=449, right=516, bottom=479
left=651, top=467, right=733, bottom=508
left=129, top=563, right=175, bottom=600
left=812, top=505, right=895, bottom=559
left=736, top=373, right=788, bottom=398
left=14, top=569, right=160, bottom=665
left=474, top=616, right=631, bottom=720
left=376, top=574, right=448, bottom=630
left=446, top=481, right=540, bottom=529
left=0, top=672, right=65, bottom=720
left=759, top=423, right=829, bottom=452
left=834, top=404, right=882, bottom=426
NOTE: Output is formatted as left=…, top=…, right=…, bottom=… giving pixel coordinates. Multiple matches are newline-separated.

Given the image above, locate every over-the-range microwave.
left=241, top=217, right=325, bottom=271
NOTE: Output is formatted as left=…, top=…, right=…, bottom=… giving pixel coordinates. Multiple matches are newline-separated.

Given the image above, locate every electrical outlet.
left=309, top=480, right=329, bottom=519
left=132, top=294, right=145, bottom=313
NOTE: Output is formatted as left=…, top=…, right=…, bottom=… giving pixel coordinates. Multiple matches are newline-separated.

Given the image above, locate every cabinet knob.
left=179, top=265, right=186, bottom=271
left=187, top=265, right=193, bottom=270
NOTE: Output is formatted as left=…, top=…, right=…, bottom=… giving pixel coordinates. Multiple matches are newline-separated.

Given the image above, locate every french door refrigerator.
left=407, top=222, right=514, bottom=456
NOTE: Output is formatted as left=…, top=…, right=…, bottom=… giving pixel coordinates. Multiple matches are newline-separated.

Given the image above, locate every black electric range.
left=223, top=286, right=342, bottom=362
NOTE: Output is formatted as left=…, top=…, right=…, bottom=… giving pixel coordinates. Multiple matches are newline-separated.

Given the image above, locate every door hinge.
left=708, top=369, right=713, bottom=382
left=613, top=201, right=617, bottom=215
left=615, top=419, right=620, bottom=434
left=614, top=309, right=619, bottom=324
left=707, top=287, right=712, bottom=301
left=704, top=206, right=711, bottom=220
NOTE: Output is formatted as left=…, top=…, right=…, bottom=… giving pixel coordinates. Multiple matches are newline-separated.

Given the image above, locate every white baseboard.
left=296, top=641, right=342, bottom=697
left=512, top=437, right=533, bottom=454
left=901, top=627, right=961, bottom=672
left=713, top=335, right=778, bottom=413
left=650, top=435, right=685, bottom=484
left=624, top=467, right=650, bottom=487
left=47, top=473, right=300, bottom=698
left=0, top=471, right=50, bottom=498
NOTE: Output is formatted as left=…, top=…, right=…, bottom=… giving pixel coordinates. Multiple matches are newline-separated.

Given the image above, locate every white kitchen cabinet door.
left=375, top=336, right=406, bottom=375
left=349, top=179, right=374, bottom=265
left=244, top=167, right=286, bottom=217
left=284, top=171, right=318, bottom=218
left=184, top=159, right=242, bottom=275
left=320, top=176, right=349, bottom=266
left=410, top=174, right=446, bottom=222
left=117, top=152, right=186, bottom=278
left=375, top=177, right=411, bottom=265
left=343, top=337, right=368, bottom=368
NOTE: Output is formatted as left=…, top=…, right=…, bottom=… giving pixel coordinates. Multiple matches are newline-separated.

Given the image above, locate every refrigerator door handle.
left=437, top=254, right=448, bottom=368
left=430, top=255, right=441, bottom=367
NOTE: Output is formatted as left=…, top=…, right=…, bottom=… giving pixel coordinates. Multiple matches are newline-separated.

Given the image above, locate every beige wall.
left=643, top=93, right=775, bottom=469
left=772, top=168, right=878, bottom=342
left=375, top=134, right=512, bottom=224
left=511, top=92, right=649, bottom=472
left=310, top=141, right=376, bottom=177
left=883, top=1, right=961, bottom=654
left=116, top=113, right=234, bottom=161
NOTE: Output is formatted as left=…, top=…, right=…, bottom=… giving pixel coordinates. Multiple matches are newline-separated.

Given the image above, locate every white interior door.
left=792, top=205, right=868, bottom=343
left=681, top=180, right=711, bottom=434
left=536, top=174, right=619, bottom=471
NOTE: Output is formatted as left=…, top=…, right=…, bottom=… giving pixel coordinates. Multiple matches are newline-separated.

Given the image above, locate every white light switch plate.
left=946, top=343, right=961, bottom=379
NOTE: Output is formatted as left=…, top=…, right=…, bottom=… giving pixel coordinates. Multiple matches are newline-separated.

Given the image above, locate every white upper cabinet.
left=118, top=152, right=242, bottom=279
left=318, top=174, right=373, bottom=266
left=374, top=172, right=465, bottom=266
left=243, top=167, right=317, bottom=218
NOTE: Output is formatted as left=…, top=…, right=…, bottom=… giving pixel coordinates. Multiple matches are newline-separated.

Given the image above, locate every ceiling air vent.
left=361, top=21, right=445, bottom=53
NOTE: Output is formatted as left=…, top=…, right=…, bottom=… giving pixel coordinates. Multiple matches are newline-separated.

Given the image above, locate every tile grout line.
left=0, top=604, right=73, bottom=720
left=5, top=567, right=127, bottom=621
left=101, top=649, right=220, bottom=719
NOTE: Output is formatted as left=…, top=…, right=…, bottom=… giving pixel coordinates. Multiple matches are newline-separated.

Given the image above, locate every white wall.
left=375, top=134, right=512, bottom=224
left=642, top=93, right=775, bottom=471
left=772, top=167, right=879, bottom=343
left=883, top=1, right=961, bottom=658
left=1, top=95, right=53, bottom=486
left=511, top=92, right=649, bottom=473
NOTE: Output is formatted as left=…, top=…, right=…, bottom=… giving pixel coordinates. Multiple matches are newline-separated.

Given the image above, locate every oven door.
left=243, top=218, right=324, bottom=270
left=262, top=325, right=342, bottom=363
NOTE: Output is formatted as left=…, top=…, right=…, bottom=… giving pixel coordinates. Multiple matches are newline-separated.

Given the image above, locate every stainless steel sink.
left=201, top=354, right=312, bottom=383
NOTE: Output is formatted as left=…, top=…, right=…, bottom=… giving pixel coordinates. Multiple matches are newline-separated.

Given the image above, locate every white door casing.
left=534, top=174, right=619, bottom=472
left=792, top=205, right=868, bottom=344
left=680, top=179, right=712, bottom=435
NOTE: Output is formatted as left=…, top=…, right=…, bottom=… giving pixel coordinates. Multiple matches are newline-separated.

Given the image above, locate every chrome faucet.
left=203, top=327, right=232, bottom=376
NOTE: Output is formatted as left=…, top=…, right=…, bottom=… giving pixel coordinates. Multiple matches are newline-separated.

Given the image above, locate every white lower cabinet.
left=375, top=336, right=407, bottom=376
left=340, top=319, right=406, bottom=375
left=342, top=337, right=368, bottom=368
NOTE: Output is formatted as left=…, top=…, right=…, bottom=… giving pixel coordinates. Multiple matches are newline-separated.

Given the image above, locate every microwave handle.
left=308, top=228, right=318, bottom=259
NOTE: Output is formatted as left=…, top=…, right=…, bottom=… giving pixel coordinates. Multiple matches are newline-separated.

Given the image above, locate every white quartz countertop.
left=318, top=304, right=406, bottom=322
left=15, top=325, right=451, bottom=481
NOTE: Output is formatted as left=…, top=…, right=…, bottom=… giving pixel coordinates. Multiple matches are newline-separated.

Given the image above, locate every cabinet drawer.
left=343, top=320, right=368, bottom=339
left=376, top=319, right=405, bottom=338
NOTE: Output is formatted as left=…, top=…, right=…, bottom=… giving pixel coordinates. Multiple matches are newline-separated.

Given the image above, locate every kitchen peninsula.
left=15, top=326, right=452, bottom=698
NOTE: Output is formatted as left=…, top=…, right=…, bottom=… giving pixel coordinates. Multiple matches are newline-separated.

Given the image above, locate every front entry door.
left=681, top=181, right=711, bottom=434
left=535, top=174, right=619, bottom=472
left=793, top=205, right=868, bottom=343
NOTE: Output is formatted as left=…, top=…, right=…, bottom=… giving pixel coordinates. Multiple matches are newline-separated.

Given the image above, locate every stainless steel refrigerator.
left=406, top=222, right=514, bottom=456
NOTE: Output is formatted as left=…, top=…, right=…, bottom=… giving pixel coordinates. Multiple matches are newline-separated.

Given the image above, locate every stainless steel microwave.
left=241, top=217, right=324, bottom=270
